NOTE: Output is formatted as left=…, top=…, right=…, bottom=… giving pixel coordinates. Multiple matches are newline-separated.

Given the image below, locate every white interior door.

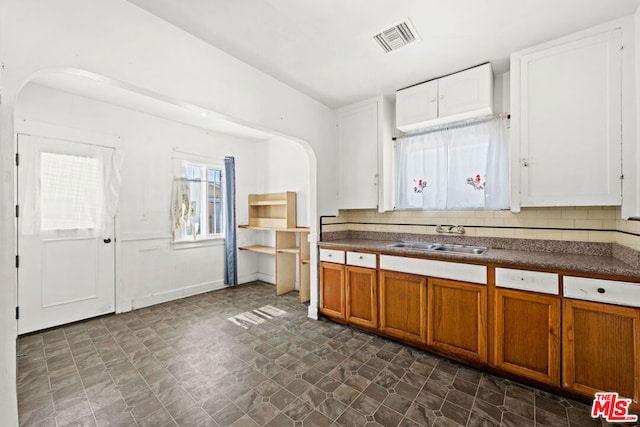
left=18, top=134, right=116, bottom=334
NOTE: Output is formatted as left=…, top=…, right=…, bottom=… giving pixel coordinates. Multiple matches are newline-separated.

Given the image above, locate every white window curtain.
left=21, top=137, right=121, bottom=236
left=396, top=116, right=509, bottom=210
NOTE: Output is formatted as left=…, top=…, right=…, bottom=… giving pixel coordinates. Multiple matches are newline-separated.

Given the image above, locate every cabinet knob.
left=359, top=256, right=363, bottom=259
left=439, top=95, right=444, bottom=100
left=328, top=254, right=332, bottom=257
left=430, top=98, right=436, bottom=103
left=597, top=287, right=606, bottom=294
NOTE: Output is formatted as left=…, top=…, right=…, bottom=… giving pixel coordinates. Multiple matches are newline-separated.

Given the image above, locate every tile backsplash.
left=321, top=207, right=640, bottom=251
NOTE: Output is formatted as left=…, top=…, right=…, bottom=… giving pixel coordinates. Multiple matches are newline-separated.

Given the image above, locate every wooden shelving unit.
left=238, top=245, right=276, bottom=255
left=299, top=230, right=310, bottom=303
left=248, top=192, right=296, bottom=229
left=238, top=192, right=310, bottom=303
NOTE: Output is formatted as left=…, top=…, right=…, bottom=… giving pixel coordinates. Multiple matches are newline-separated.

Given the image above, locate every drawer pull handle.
left=597, top=288, right=606, bottom=294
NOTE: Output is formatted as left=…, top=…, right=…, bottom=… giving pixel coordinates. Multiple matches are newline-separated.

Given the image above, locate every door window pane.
left=40, top=152, right=103, bottom=230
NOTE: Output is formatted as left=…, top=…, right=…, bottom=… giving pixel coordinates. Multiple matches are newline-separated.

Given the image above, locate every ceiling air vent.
left=374, top=18, right=420, bottom=53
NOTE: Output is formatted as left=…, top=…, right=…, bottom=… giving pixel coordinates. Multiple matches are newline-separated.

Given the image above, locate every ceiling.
left=126, top=0, right=640, bottom=109
left=30, top=70, right=276, bottom=141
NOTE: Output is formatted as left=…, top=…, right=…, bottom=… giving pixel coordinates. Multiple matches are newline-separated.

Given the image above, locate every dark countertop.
left=319, top=236, right=640, bottom=280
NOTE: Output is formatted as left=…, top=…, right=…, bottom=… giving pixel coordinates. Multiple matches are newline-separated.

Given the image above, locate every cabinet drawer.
left=496, top=268, right=559, bottom=295
left=380, top=255, right=486, bottom=284
left=346, top=251, right=376, bottom=268
left=564, top=276, right=640, bottom=307
left=319, top=248, right=345, bottom=264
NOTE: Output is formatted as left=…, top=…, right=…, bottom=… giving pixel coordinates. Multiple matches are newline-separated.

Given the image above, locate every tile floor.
left=16, top=281, right=638, bottom=427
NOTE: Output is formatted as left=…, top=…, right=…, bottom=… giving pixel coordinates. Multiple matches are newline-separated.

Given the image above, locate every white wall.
left=250, top=140, right=311, bottom=283
left=255, top=140, right=311, bottom=226
left=493, top=72, right=510, bottom=114
left=0, top=2, right=337, bottom=423
left=16, top=83, right=264, bottom=307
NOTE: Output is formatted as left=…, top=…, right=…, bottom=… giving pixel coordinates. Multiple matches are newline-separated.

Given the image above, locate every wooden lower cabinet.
left=345, top=266, right=377, bottom=329
left=427, top=278, right=487, bottom=363
left=319, top=262, right=345, bottom=319
left=563, top=298, right=640, bottom=410
left=378, top=270, right=427, bottom=344
left=494, top=288, right=561, bottom=386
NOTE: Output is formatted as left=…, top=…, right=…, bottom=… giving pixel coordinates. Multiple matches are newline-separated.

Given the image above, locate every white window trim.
left=171, top=235, right=225, bottom=250
left=171, top=151, right=225, bottom=245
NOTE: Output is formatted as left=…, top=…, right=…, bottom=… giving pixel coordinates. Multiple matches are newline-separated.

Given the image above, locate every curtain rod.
left=393, top=113, right=509, bottom=141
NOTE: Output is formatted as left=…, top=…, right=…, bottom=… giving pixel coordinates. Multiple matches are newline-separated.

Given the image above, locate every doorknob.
left=103, top=238, right=112, bottom=244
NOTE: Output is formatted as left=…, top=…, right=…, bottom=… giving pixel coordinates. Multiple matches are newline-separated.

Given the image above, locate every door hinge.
left=15, top=205, right=19, bottom=218
left=15, top=255, right=19, bottom=268
left=15, top=153, right=19, bottom=166
left=15, top=307, right=19, bottom=320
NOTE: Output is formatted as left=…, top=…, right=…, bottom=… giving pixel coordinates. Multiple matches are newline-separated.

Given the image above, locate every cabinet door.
left=319, top=262, right=345, bottom=320
left=395, top=80, right=438, bottom=131
left=515, top=29, right=621, bottom=207
left=494, top=288, right=561, bottom=386
left=427, top=278, right=487, bottom=363
left=378, top=270, right=427, bottom=344
left=438, top=63, right=493, bottom=118
left=345, top=266, right=377, bottom=329
left=563, top=299, right=640, bottom=410
left=337, top=101, right=378, bottom=210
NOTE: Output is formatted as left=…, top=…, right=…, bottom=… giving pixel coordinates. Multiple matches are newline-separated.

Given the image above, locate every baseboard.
left=130, top=279, right=226, bottom=310
left=238, top=273, right=259, bottom=284
left=257, top=273, right=275, bottom=284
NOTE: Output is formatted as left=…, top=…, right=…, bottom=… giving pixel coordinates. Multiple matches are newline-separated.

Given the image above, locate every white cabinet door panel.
left=516, top=29, right=621, bottom=207
left=338, top=101, right=378, bottom=209
left=438, top=63, right=493, bottom=118
left=396, top=80, right=438, bottom=130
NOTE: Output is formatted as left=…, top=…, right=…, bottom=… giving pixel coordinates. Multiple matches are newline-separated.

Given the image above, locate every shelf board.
left=249, top=200, right=287, bottom=206
left=238, top=245, right=275, bottom=255
left=277, top=247, right=300, bottom=254
left=239, top=225, right=310, bottom=232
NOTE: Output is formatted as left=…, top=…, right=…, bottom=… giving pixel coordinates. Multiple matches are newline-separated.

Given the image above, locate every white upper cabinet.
left=396, top=80, right=438, bottom=128
left=396, top=63, right=494, bottom=132
left=337, top=96, right=394, bottom=212
left=511, top=28, right=622, bottom=210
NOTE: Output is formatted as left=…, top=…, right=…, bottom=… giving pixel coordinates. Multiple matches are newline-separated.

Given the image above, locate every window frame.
left=172, top=158, right=225, bottom=244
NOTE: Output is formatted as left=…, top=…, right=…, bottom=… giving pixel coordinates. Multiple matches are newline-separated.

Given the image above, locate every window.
left=396, top=116, right=510, bottom=210
left=173, top=162, right=224, bottom=240
left=40, top=152, right=104, bottom=230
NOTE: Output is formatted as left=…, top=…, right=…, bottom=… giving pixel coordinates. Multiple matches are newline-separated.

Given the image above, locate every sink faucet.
left=436, top=224, right=465, bottom=235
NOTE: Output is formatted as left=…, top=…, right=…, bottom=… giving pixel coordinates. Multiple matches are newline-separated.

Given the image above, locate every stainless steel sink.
left=432, top=244, right=487, bottom=255
left=386, top=242, right=442, bottom=250
left=387, top=242, right=487, bottom=255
